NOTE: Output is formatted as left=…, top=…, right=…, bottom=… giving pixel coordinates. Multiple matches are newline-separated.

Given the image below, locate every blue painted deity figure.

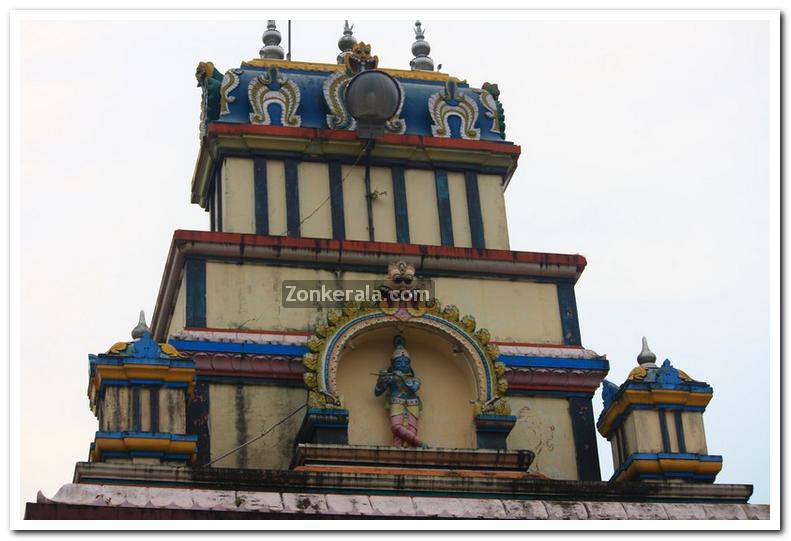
left=374, top=335, right=428, bottom=448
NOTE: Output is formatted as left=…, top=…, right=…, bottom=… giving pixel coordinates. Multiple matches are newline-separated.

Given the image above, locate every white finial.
left=337, top=20, right=357, bottom=64
left=131, top=310, right=150, bottom=339
left=410, top=20, right=434, bottom=71
left=260, top=20, right=285, bottom=60
left=637, top=336, right=657, bottom=366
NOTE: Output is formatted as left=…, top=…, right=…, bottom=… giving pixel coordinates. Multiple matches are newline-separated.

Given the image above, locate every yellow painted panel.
left=681, top=411, right=708, bottom=454
left=139, top=388, right=150, bottom=432
left=405, top=169, right=440, bottom=245
left=341, top=164, right=368, bottom=241
left=221, top=158, right=255, bottom=234
left=433, top=278, right=564, bottom=344
left=167, top=279, right=187, bottom=338
left=298, top=162, right=332, bottom=239
left=507, top=396, right=578, bottom=480
left=203, top=261, right=563, bottom=343
left=205, top=261, right=343, bottom=331
left=267, top=160, right=287, bottom=236
left=630, top=409, right=663, bottom=453
left=447, top=172, right=471, bottom=248
left=208, top=383, right=306, bottom=469
left=337, top=326, right=477, bottom=449
left=478, top=174, right=509, bottom=249
left=370, top=166, right=396, bottom=243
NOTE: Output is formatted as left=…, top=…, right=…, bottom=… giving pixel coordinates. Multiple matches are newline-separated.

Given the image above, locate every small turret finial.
left=131, top=310, right=150, bottom=340
left=410, top=20, right=434, bottom=72
left=637, top=336, right=657, bottom=366
left=260, top=20, right=285, bottom=60
left=337, top=20, right=357, bottom=64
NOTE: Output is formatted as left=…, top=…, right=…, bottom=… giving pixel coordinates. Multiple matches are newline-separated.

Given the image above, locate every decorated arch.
left=302, top=266, right=510, bottom=417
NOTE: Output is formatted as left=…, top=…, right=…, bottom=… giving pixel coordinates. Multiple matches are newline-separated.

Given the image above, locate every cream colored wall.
left=507, top=396, right=578, bottom=480
left=478, top=174, right=509, bottom=250
left=336, top=326, right=477, bottom=449
left=159, top=388, right=186, bottom=434
left=298, top=162, right=332, bottom=239
left=202, top=261, right=564, bottom=344
left=205, top=262, right=338, bottom=331
left=341, top=164, right=368, bottom=241
left=405, top=169, right=441, bottom=245
left=626, top=410, right=664, bottom=453
left=167, top=278, right=187, bottom=337
left=447, top=172, right=472, bottom=248
left=207, top=383, right=306, bottom=469
left=681, top=411, right=708, bottom=454
left=433, top=278, right=563, bottom=344
left=221, top=158, right=255, bottom=234
left=267, top=160, right=287, bottom=235
left=370, top=166, right=396, bottom=243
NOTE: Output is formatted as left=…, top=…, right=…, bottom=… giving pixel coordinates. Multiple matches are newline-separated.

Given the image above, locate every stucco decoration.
left=428, top=79, right=481, bottom=139
left=323, top=42, right=406, bottom=133
left=302, top=261, right=509, bottom=415
left=219, top=69, right=243, bottom=116
left=475, top=82, right=506, bottom=139
left=195, top=61, right=224, bottom=137
left=248, top=67, right=302, bottom=127
left=374, top=335, right=428, bottom=448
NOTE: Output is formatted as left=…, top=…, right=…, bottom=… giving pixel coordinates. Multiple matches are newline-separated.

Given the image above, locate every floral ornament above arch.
left=475, top=82, right=506, bottom=139
left=301, top=261, right=509, bottom=416
left=248, top=67, right=302, bottom=127
left=428, top=79, right=481, bottom=140
left=219, top=69, right=243, bottom=117
left=323, top=42, right=406, bottom=134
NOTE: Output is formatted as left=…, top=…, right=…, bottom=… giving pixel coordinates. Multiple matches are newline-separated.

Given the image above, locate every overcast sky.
left=16, top=14, right=773, bottom=510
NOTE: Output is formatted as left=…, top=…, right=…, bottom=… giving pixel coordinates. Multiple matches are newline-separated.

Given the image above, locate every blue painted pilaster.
left=391, top=166, right=410, bottom=244
left=464, top=171, right=486, bottom=249
left=253, top=157, right=269, bottom=235
left=185, top=259, right=207, bottom=328
left=557, top=283, right=582, bottom=346
left=285, top=159, right=300, bottom=237
left=328, top=161, right=346, bottom=240
left=434, top=169, right=454, bottom=246
left=568, top=396, right=601, bottom=481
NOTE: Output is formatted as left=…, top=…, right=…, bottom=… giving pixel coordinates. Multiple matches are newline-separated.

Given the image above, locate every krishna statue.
left=374, top=335, right=429, bottom=449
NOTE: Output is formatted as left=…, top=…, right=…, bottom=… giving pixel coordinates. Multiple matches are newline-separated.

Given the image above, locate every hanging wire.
left=277, top=139, right=372, bottom=237
left=201, top=403, right=307, bottom=468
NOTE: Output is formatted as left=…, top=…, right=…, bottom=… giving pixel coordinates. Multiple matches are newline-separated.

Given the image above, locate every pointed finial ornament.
left=131, top=310, right=150, bottom=340
left=260, top=20, right=285, bottom=60
left=637, top=336, right=657, bottom=366
left=337, top=20, right=357, bottom=64
left=410, top=20, right=434, bottom=71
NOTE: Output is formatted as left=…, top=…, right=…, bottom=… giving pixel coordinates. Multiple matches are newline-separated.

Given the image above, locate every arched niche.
left=336, top=324, right=478, bottom=448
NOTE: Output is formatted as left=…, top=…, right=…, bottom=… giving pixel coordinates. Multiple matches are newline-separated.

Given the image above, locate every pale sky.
left=17, top=14, right=773, bottom=510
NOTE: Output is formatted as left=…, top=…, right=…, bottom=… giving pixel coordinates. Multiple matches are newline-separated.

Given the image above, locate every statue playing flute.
left=374, top=335, right=429, bottom=448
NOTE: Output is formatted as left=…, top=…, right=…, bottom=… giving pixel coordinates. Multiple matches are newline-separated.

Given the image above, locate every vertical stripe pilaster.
left=659, top=410, right=671, bottom=452
left=284, top=159, right=300, bottom=237
left=253, top=157, right=269, bottom=236
left=434, top=169, right=454, bottom=246
left=464, top=171, right=486, bottom=249
left=131, top=387, right=142, bottom=432
left=674, top=410, right=687, bottom=453
left=557, top=283, right=582, bottom=346
left=328, top=161, right=346, bottom=240
left=185, top=258, right=207, bottom=328
left=568, top=396, right=601, bottom=481
left=149, top=388, right=160, bottom=433
left=391, top=166, right=410, bottom=244
left=214, top=165, right=223, bottom=232
left=187, top=381, right=211, bottom=467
